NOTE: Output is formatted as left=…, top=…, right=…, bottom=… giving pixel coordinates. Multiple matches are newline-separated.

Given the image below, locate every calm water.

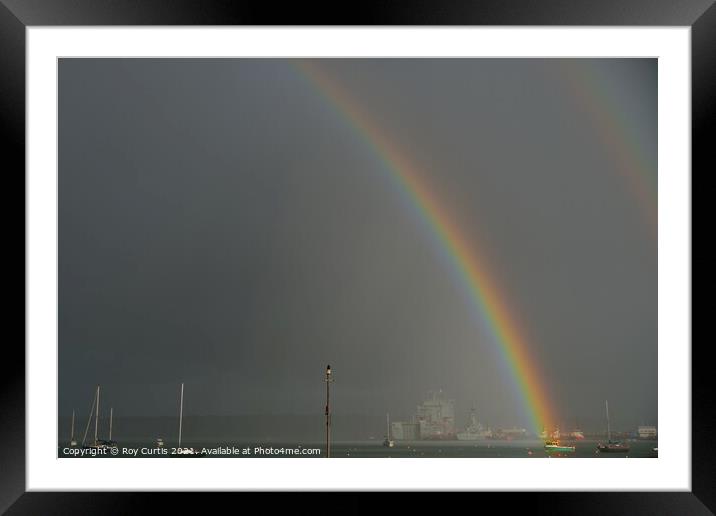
left=329, top=439, right=658, bottom=458
left=58, top=439, right=658, bottom=458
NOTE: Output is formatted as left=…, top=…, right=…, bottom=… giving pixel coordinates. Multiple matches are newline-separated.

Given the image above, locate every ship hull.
left=545, top=445, right=575, bottom=452
left=597, top=445, right=630, bottom=453
left=456, top=435, right=489, bottom=441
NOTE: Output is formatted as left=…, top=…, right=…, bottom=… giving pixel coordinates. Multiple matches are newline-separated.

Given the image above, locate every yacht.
left=597, top=400, right=630, bottom=453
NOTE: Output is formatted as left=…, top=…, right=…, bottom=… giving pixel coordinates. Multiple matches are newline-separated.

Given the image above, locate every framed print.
left=3, top=0, right=710, bottom=513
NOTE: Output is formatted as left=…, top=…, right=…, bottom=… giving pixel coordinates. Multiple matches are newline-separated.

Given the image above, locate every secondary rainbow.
left=560, top=60, right=657, bottom=237
left=294, top=60, right=556, bottom=434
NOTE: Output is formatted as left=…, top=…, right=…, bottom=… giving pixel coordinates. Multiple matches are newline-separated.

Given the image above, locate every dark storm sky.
left=58, top=58, right=657, bottom=431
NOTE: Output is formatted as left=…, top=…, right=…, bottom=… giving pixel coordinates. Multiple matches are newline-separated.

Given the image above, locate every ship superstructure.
left=457, top=407, right=493, bottom=440
left=415, top=391, right=456, bottom=439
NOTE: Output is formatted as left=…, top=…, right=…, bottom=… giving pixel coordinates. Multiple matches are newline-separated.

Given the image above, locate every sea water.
left=58, top=439, right=658, bottom=458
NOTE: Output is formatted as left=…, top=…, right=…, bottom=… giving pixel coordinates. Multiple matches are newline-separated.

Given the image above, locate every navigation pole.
left=324, top=365, right=333, bottom=458
left=178, top=382, right=184, bottom=448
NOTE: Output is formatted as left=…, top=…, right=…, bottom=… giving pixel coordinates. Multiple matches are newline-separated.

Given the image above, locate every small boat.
left=156, top=438, right=165, bottom=448
left=544, top=439, right=575, bottom=452
left=383, top=413, right=395, bottom=448
left=597, top=400, right=630, bottom=453
left=597, top=441, right=630, bottom=453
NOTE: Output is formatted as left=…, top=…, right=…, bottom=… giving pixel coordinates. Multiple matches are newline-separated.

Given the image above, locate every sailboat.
left=383, top=413, right=395, bottom=448
left=69, top=410, right=77, bottom=447
left=82, top=385, right=104, bottom=450
left=175, top=382, right=204, bottom=457
left=81, top=385, right=100, bottom=449
left=597, top=400, right=630, bottom=453
left=105, top=407, right=117, bottom=448
left=81, top=385, right=117, bottom=451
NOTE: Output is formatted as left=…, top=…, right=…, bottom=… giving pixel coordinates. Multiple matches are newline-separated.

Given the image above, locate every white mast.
left=386, top=413, right=391, bottom=440
left=605, top=400, right=611, bottom=442
left=178, top=383, right=184, bottom=448
left=109, top=407, right=113, bottom=441
left=82, top=389, right=98, bottom=446
left=94, top=385, right=100, bottom=445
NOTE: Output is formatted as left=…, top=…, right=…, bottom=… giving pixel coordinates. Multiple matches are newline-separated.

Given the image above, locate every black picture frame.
left=2, top=0, right=710, bottom=513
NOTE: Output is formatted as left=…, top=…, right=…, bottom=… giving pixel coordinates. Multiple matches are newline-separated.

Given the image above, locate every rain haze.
left=58, top=58, right=656, bottom=444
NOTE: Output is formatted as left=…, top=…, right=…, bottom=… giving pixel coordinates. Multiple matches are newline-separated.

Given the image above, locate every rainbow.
left=293, top=60, right=556, bottom=434
left=559, top=60, right=657, bottom=237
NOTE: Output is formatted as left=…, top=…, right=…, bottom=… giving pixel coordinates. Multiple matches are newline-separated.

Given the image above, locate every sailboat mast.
left=82, top=389, right=97, bottom=446
left=387, top=413, right=390, bottom=439
left=605, top=400, right=611, bottom=442
left=178, top=383, right=184, bottom=448
left=94, top=385, right=100, bottom=444
left=109, top=407, right=113, bottom=441
left=70, top=410, right=75, bottom=442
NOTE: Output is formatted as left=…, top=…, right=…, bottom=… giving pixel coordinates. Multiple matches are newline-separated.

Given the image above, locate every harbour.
left=56, top=58, right=659, bottom=472
left=58, top=439, right=658, bottom=458
left=59, top=382, right=657, bottom=459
